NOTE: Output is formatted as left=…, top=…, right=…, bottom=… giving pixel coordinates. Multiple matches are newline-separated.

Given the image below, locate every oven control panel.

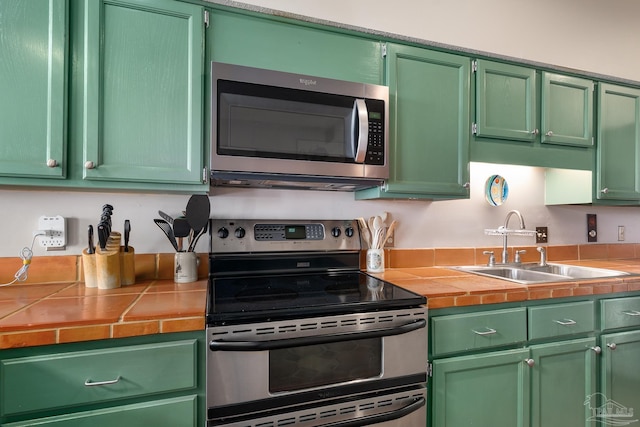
left=210, top=219, right=361, bottom=253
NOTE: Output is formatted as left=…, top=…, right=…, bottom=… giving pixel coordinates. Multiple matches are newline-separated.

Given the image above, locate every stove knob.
left=345, top=227, right=354, bottom=238
left=331, top=227, right=341, bottom=238
left=217, top=227, right=229, bottom=239
left=235, top=227, right=246, bottom=238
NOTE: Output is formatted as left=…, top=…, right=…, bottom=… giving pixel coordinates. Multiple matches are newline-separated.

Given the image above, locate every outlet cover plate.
left=536, top=227, right=548, bottom=244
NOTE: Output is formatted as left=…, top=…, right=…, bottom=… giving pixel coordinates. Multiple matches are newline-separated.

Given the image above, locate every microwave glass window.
left=268, top=337, right=382, bottom=393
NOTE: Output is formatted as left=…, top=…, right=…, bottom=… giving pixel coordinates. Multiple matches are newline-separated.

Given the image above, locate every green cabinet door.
left=599, top=330, right=640, bottom=423
left=529, top=338, right=597, bottom=427
left=540, top=73, right=594, bottom=147
left=357, top=44, right=470, bottom=200
left=0, top=0, right=67, bottom=178
left=596, top=83, right=640, bottom=201
left=474, top=60, right=537, bottom=142
left=432, top=348, right=530, bottom=427
left=83, top=0, right=205, bottom=185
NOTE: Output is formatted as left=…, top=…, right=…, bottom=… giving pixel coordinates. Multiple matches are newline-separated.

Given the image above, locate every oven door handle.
left=321, top=396, right=425, bottom=427
left=209, top=318, right=426, bottom=351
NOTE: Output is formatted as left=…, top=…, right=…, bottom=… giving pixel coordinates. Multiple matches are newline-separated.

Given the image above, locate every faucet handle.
left=536, top=246, right=547, bottom=266
left=482, top=251, right=496, bottom=267
left=514, top=250, right=526, bottom=263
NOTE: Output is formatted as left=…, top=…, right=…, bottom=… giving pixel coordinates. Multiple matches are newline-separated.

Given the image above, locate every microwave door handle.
left=315, top=396, right=426, bottom=427
left=209, top=318, right=426, bottom=351
left=353, top=99, right=368, bottom=163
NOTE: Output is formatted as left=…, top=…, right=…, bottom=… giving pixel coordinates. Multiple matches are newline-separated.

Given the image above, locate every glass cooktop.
left=206, top=271, right=425, bottom=325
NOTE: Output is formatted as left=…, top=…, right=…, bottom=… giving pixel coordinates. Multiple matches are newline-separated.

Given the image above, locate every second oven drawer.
left=528, top=301, right=595, bottom=340
left=431, top=307, right=526, bottom=356
left=601, top=296, right=640, bottom=331
left=0, top=339, right=198, bottom=416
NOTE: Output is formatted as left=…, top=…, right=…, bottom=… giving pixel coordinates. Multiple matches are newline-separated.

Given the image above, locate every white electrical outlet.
left=37, top=215, right=66, bottom=250
left=618, top=225, right=625, bottom=241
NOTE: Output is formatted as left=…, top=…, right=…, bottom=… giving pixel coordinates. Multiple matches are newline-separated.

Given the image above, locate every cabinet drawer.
left=528, top=301, right=595, bottom=340
left=601, top=296, right=640, bottom=331
left=3, top=395, right=197, bottom=427
left=0, top=340, right=197, bottom=416
left=431, top=308, right=527, bottom=356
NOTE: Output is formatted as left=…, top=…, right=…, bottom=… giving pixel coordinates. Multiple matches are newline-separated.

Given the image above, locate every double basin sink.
left=451, top=262, right=630, bottom=284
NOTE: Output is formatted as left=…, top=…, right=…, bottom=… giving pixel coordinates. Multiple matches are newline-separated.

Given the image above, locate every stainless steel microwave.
left=210, top=62, right=389, bottom=191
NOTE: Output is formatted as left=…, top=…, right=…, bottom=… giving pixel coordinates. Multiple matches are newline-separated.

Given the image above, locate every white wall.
left=2, top=0, right=640, bottom=261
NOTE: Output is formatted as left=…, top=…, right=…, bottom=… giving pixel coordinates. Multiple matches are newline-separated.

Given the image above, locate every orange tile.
left=145, top=279, right=207, bottom=293
left=122, top=290, right=206, bottom=322
left=52, top=282, right=151, bottom=298
left=427, top=296, right=456, bottom=309
left=547, top=245, right=579, bottom=262
left=0, top=300, right=32, bottom=318
left=528, top=289, right=553, bottom=300
left=572, top=285, right=594, bottom=296
left=579, top=244, right=609, bottom=260
left=608, top=244, right=636, bottom=260
left=157, top=253, right=174, bottom=280
left=59, top=325, right=111, bottom=343
left=455, top=295, right=482, bottom=306
left=398, top=267, right=466, bottom=278
left=0, top=256, right=79, bottom=284
left=611, top=282, right=629, bottom=293
left=506, top=291, right=528, bottom=302
left=389, top=249, right=435, bottom=268
left=0, top=329, right=57, bottom=349
left=134, top=253, right=158, bottom=281
left=592, top=283, right=614, bottom=294
left=551, top=288, right=575, bottom=298
left=375, top=270, right=423, bottom=280
left=112, top=321, right=160, bottom=338
left=392, top=279, right=466, bottom=298
left=434, top=248, right=475, bottom=266
left=437, top=276, right=527, bottom=294
left=481, top=293, right=507, bottom=305
left=0, top=282, right=73, bottom=302
left=161, top=317, right=205, bottom=333
left=198, top=253, right=208, bottom=279
left=0, top=294, right=138, bottom=332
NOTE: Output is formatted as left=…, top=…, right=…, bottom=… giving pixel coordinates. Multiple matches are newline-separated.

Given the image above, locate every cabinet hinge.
left=472, top=123, right=478, bottom=135
left=204, top=10, right=210, bottom=28
left=202, top=167, right=208, bottom=184
left=472, top=59, right=478, bottom=73
left=427, top=362, right=433, bottom=378
left=381, top=43, right=387, bottom=58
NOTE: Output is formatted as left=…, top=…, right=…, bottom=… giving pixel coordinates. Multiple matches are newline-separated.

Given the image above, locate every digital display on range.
left=285, top=225, right=306, bottom=239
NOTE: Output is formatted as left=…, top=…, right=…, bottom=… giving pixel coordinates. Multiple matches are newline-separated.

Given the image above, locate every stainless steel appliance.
left=206, top=219, right=428, bottom=427
left=210, top=63, right=389, bottom=191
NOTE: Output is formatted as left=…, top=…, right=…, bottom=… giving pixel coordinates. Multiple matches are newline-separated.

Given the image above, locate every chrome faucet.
left=501, top=210, right=526, bottom=264
left=537, top=246, right=547, bottom=266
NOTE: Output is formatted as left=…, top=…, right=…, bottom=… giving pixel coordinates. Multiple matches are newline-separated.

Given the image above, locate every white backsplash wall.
left=2, top=162, right=640, bottom=259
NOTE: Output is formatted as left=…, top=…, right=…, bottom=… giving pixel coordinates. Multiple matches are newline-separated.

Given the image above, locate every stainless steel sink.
left=450, top=263, right=629, bottom=284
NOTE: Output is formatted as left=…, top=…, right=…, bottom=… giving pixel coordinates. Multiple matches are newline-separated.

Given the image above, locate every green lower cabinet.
left=2, top=396, right=197, bottom=427
left=432, top=348, right=530, bottom=427
left=599, top=330, right=640, bottom=424
left=529, top=338, right=597, bottom=427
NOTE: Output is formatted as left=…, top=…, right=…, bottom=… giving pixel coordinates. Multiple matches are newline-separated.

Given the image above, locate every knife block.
left=82, top=232, right=135, bottom=289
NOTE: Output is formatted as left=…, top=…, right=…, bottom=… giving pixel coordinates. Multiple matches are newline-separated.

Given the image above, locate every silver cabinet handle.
left=545, top=131, right=553, bottom=137
left=525, top=358, right=535, bottom=367
left=607, top=343, right=617, bottom=350
left=622, top=310, right=640, bottom=316
left=531, top=129, right=539, bottom=135
left=47, top=159, right=58, bottom=168
left=84, top=161, right=96, bottom=169
left=84, top=376, right=121, bottom=387
left=553, top=319, right=577, bottom=326
left=472, top=327, right=497, bottom=336
left=591, top=346, right=602, bottom=354
left=601, top=188, right=609, bottom=194
left=463, top=182, right=470, bottom=189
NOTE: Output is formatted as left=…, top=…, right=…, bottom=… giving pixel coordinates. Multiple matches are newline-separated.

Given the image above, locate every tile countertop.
left=2, top=257, right=640, bottom=350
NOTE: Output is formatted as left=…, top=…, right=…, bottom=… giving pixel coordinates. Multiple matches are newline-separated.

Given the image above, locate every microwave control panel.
left=365, top=99, right=385, bottom=165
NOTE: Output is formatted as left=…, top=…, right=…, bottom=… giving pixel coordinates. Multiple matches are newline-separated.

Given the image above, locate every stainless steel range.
left=206, top=219, right=428, bottom=427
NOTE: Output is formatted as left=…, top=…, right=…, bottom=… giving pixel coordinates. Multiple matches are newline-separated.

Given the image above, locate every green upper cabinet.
left=472, top=60, right=594, bottom=170
left=474, top=60, right=537, bottom=142
left=208, top=9, right=382, bottom=84
left=0, top=0, right=67, bottom=178
left=82, top=0, right=205, bottom=185
left=541, top=72, right=594, bottom=147
left=596, top=83, right=640, bottom=202
left=356, top=44, right=470, bottom=200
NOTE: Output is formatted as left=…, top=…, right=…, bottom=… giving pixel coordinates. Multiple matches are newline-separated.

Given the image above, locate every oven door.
left=208, top=386, right=426, bottom=427
left=206, top=307, right=427, bottom=416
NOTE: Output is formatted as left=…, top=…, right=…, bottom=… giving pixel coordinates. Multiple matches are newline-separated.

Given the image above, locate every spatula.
left=154, top=218, right=178, bottom=252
